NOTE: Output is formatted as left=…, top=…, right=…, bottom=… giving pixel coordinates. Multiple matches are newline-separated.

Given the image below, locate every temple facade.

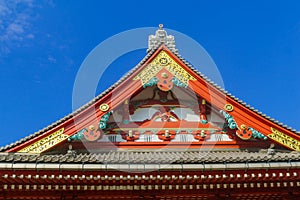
left=1, top=26, right=300, bottom=200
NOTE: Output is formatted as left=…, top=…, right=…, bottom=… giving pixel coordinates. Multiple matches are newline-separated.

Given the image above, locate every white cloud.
left=48, top=55, right=57, bottom=63
left=26, top=33, right=34, bottom=39
left=0, top=0, right=38, bottom=53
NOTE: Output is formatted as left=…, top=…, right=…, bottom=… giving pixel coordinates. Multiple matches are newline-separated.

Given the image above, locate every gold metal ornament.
left=224, top=104, right=234, bottom=112
left=161, top=72, right=168, bottom=78
left=99, top=103, right=109, bottom=112
left=240, top=124, right=247, bottom=130
left=89, top=125, right=95, bottom=131
left=159, top=57, right=169, bottom=66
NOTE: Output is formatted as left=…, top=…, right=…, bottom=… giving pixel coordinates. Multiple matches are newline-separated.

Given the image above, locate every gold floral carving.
left=133, top=50, right=196, bottom=86
left=268, top=127, right=300, bottom=151
left=18, top=128, right=68, bottom=154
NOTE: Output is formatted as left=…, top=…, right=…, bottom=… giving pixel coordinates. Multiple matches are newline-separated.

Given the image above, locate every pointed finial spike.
left=159, top=24, right=163, bottom=30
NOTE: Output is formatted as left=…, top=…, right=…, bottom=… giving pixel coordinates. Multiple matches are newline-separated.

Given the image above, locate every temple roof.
left=1, top=25, right=299, bottom=153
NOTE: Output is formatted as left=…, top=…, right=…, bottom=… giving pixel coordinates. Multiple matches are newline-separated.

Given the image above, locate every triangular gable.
left=3, top=31, right=300, bottom=153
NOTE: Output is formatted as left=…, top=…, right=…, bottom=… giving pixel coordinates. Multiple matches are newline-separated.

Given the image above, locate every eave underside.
left=1, top=188, right=299, bottom=200
left=1, top=168, right=300, bottom=200
left=1, top=151, right=300, bottom=199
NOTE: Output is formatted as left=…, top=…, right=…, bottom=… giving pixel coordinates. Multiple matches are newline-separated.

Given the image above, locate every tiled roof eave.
left=0, top=151, right=299, bottom=165
left=0, top=161, right=297, bottom=171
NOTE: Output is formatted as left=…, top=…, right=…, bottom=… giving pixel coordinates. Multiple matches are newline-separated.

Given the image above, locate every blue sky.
left=0, top=0, right=300, bottom=147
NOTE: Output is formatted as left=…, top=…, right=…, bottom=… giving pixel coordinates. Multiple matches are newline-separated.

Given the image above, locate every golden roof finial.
left=159, top=24, right=163, bottom=30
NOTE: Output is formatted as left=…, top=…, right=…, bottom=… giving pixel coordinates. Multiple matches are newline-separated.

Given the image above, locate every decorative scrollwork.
left=248, top=127, right=267, bottom=140
left=143, top=77, right=158, bottom=88
left=68, top=128, right=88, bottom=142
left=98, top=111, right=112, bottom=130
left=269, top=127, right=300, bottom=151
left=220, top=110, right=237, bottom=130
left=18, top=128, right=67, bottom=153
left=171, top=76, right=187, bottom=88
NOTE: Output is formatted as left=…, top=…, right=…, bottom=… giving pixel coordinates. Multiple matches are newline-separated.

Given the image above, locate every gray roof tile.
left=0, top=150, right=299, bottom=165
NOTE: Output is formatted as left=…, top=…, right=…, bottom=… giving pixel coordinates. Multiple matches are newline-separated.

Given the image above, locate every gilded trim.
left=133, top=50, right=196, bottom=87
left=268, top=127, right=300, bottom=151
left=18, top=128, right=67, bottom=154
